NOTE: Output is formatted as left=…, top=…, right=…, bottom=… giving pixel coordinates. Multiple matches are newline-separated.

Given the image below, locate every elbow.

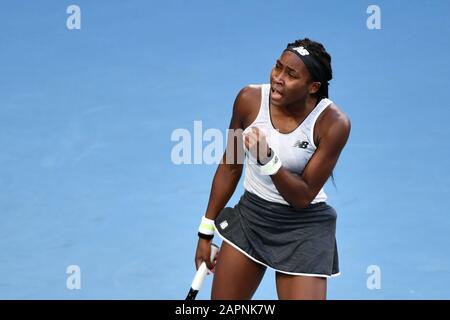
left=289, top=194, right=315, bottom=209
left=291, top=200, right=310, bottom=210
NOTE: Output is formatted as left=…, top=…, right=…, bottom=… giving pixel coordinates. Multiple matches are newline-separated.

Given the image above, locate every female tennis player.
left=195, top=38, right=351, bottom=300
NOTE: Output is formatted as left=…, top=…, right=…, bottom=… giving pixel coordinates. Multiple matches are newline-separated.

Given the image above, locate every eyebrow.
left=276, top=60, right=299, bottom=74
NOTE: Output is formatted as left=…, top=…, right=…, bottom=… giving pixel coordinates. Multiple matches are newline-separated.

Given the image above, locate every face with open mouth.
left=269, top=50, right=320, bottom=107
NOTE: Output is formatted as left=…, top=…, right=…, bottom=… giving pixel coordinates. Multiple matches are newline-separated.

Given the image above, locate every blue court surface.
left=1, top=0, right=449, bottom=299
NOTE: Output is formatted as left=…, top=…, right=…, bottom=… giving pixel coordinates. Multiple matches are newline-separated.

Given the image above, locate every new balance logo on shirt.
left=293, top=140, right=309, bottom=149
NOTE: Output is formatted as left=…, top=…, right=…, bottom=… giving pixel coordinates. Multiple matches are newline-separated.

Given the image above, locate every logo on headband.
left=292, top=46, right=309, bottom=56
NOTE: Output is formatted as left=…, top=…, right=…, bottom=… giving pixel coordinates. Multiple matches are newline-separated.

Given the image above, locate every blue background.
left=1, top=0, right=449, bottom=299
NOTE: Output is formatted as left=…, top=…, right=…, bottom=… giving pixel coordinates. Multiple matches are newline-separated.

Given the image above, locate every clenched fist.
left=244, top=127, right=272, bottom=164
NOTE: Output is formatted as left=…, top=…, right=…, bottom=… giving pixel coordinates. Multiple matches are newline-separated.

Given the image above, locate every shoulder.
left=232, top=85, right=262, bottom=129
left=315, top=101, right=351, bottom=147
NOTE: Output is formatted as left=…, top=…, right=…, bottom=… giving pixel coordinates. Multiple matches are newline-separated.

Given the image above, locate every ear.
left=309, top=81, right=321, bottom=95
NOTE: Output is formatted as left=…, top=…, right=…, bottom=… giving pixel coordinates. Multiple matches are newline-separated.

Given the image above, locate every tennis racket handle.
left=191, top=243, right=219, bottom=290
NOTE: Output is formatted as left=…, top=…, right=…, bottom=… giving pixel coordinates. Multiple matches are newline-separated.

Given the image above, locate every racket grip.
left=191, top=243, right=219, bottom=290
left=210, top=243, right=219, bottom=263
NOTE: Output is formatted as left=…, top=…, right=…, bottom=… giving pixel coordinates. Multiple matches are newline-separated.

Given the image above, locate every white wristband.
left=198, top=216, right=215, bottom=236
left=259, top=152, right=282, bottom=175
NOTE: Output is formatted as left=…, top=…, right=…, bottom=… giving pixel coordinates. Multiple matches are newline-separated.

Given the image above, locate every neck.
left=280, top=95, right=319, bottom=117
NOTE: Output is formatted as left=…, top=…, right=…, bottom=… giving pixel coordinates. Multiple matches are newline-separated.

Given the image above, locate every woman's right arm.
left=195, top=86, right=257, bottom=269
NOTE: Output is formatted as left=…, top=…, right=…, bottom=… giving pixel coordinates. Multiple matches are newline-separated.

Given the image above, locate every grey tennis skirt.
left=214, top=190, right=340, bottom=277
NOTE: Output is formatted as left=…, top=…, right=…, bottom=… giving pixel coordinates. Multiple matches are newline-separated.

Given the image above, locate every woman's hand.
left=244, top=127, right=271, bottom=164
left=195, top=238, right=217, bottom=271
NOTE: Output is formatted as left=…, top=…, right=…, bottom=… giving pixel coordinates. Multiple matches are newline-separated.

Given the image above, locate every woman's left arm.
left=271, top=112, right=351, bottom=208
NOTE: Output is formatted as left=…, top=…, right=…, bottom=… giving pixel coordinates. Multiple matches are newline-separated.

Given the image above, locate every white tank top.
left=243, top=83, right=332, bottom=205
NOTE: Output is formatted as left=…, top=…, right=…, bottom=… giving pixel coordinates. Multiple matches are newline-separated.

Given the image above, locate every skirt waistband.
left=242, top=190, right=328, bottom=211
